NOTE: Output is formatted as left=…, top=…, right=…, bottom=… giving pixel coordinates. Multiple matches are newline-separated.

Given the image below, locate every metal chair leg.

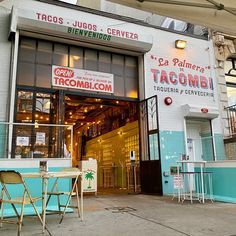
left=75, top=182, right=81, bottom=218
left=0, top=189, right=4, bottom=228
left=59, top=176, right=78, bottom=224
left=56, top=181, right=61, bottom=213
left=17, top=191, right=26, bottom=236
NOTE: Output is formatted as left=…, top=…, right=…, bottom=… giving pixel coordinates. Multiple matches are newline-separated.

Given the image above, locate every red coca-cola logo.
left=201, top=108, right=208, bottom=113
left=54, top=67, right=74, bottom=78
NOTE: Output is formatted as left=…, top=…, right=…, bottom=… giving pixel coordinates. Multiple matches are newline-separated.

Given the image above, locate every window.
left=98, top=52, right=111, bottom=73
left=53, top=44, right=68, bottom=66
left=14, top=37, right=139, bottom=159
left=224, top=58, right=236, bottom=160
left=17, top=37, right=138, bottom=98
left=84, top=49, right=97, bottom=70
left=69, top=47, right=83, bottom=68
left=225, top=59, right=236, bottom=106
left=36, top=41, right=52, bottom=65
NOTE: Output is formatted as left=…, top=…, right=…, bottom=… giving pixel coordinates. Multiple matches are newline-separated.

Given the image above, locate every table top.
left=21, top=171, right=82, bottom=178
left=177, top=160, right=206, bottom=164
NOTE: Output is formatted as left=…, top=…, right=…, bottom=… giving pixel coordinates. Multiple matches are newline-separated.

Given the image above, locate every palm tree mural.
left=85, top=171, right=94, bottom=189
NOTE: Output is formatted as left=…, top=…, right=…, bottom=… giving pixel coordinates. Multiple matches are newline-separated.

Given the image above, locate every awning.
left=181, top=104, right=219, bottom=119
left=108, top=0, right=236, bottom=35
left=9, top=6, right=153, bottom=53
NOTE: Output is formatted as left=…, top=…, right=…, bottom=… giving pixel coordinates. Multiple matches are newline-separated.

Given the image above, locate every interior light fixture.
left=117, top=131, right=123, bottom=136
left=35, top=121, right=39, bottom=129
left=73, top=55, right=80, bottom=61
left=175, top=40, right=187, bottom=49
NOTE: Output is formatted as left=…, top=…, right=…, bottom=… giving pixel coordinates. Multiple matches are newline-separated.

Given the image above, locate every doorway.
left=139, top=96, right=163, bottom=195
left=63, top=94, right=140, bottom=193
left=185, top=119, right=215, bottom=162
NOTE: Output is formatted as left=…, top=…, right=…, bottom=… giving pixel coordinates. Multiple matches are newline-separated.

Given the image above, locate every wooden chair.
left=0, top=170, right=43, bottom=236
left=46, top=167, right=81, bottom=224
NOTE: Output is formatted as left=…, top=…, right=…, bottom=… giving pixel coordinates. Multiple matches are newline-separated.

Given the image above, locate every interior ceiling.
left=64, top=95, right=129, bottom=125
left=107, top=0, right=236, bottom=35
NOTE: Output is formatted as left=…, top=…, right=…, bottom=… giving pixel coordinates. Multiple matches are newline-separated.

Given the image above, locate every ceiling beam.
left=137, top=0, right=219, bottom=9
left=137, top=0, right=236, bottom=13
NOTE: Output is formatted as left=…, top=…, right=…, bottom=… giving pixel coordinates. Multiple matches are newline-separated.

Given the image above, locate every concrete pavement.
left=1, top=194, right=236, bottom=236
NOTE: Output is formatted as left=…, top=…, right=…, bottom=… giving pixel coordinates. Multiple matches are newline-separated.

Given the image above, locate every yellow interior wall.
left=85, top=121, right=139, bottom=188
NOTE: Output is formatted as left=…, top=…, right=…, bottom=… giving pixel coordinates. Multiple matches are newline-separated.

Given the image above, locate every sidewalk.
left=1, top=194, right=236, bottom=236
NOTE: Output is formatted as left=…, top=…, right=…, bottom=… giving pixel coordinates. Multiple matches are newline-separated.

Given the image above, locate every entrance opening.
left=64, top=94, right=140, bottom=194
left=185, top=118, right=214, bottom=162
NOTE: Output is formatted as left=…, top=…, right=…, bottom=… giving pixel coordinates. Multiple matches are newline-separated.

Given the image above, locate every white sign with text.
left=52, top=66, right=114, bottom=93
left=36, top=132, right=46, bottom=145
left=16, top=137, right=29, bottom=146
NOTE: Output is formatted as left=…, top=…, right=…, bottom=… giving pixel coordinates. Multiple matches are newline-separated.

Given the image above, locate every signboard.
left=14, top=8, right=150, bottom=43
left=36, top=132, right=45, bottom=145
left=10, top=6, right=153, bottom=53
left=170, top=166, right=181, bottom=175
left=16, top=136, right=29, bottom=146
left=79, top=159, right=97, bottom=193
left=147, top=54, right=214, bottom=99
left=52, top=66, right=114, bottom=93
left=39, top=160, right=48, bottom=172
left=173, top=175, right=184, bottom=189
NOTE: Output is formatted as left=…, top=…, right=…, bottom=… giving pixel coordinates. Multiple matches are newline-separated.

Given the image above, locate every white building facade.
left=1, top=0, right=232, bottom=206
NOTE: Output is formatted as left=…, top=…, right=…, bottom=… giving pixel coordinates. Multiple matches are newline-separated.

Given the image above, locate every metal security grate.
left=105, top=206, right=137, bottom=213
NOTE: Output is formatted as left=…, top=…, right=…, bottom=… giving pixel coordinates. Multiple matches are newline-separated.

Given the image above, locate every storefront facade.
left=0, top=0, right=228, bottom=211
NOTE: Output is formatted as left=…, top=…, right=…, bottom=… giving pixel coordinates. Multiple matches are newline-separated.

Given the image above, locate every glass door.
left=139, top=95, right=162, bottom=194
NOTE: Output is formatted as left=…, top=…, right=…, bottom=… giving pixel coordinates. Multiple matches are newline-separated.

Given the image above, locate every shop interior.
left=14, top=90, right=141, bottom=193
left=13, top=35, right=142, bottom=193
left=63, top=94, right=140, bottom=193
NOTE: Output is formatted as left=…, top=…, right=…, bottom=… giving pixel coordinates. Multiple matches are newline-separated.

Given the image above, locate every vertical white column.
left=211, top=121, right=217, bottom=161
left=200, top=163, right=205, bottom=203
left=183, top=118, right=188, bottom=156
left=8, top=30, right=19, bottom=159
left=70, top=125, right=73, bottom=166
